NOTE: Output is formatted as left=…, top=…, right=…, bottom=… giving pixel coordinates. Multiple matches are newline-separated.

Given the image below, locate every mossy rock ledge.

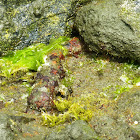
left=75, top=0, right=140, bottom=64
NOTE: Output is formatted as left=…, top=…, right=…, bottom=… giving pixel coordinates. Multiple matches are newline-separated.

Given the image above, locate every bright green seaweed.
left=42, top=92, right=111, bottom=127
left=0, top=36, right=70, bottom=78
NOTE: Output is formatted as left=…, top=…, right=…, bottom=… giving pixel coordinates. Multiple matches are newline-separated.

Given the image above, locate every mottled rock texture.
left=46, top=120, right=99, bottom=140
left=0, top=0, right=91, bottom=56
left=0, top=0, right=71, bottom=55
left=75, top=0, right=140, bottom=64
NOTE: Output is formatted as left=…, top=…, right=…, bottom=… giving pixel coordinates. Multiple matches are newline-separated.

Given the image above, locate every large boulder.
left=75, top=0, right=140, bottom=64
left=0, top=0, right=92, bottom=56
left=0, top=0, right=72, bottom=55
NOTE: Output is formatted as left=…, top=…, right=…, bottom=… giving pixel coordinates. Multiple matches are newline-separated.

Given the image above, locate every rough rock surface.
left=0, top=0, right=72, bottom=55
left=0, top=0, right=92, bottom=56
left=75, top=0, right=140, bottom=63
left=46, top=120, right=99, bottom=140
left=0, top=113, right=15, bottom=140
left=0, top=51, right=139, bottom=139
left=27, top=37, right=82, bottom=112
left=90, top=87, right=140, bottom=140
left=117, top=87, right=140, bottom=139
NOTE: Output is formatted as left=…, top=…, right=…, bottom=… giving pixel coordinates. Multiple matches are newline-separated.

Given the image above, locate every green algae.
left=0, top=36, right=70, bottom=78
left=42, top=92, right=111, bottom=127
left=42, top=96, right=93, bottom=127
left=0, top=46, right=139, bottom=139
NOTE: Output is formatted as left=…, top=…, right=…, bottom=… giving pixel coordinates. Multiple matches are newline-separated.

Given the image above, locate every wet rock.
left=91, top=114, right=137, bottom=140
left=90, top=87, right=140, bottom=140
left=0, top=112, right=46, bottom=140
left=0, top=0, right=81, bottom=55
left=117, top=87, right=140, bottom=139
left=26, top=54, right=70, bottom=112
left=26, top=54, right=64, bottom=112
left=26, top=37, right=82, bottom=112
left=46, top=120, right=99, bottom=140
left=0, top=113, right=17, bottom=140
left=75, top=0, right=140, bottom=64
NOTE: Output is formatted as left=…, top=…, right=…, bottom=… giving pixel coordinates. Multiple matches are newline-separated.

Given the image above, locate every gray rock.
left=0, top=113, right=15, bottom=140
left=0, top=0, right=73, bottom=55
left=75, top=0, right=140, bottom=64
left=0, top=0, right=93, bottom=56
left=90, top=87, right=140, bottom=140
left=46, top=120, right=100, bottom=140
left=117, top=87, right=140, bottom=139
left=134, top=0, right=140, bottom=13
left=0, top=113, right=39, bottom=140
